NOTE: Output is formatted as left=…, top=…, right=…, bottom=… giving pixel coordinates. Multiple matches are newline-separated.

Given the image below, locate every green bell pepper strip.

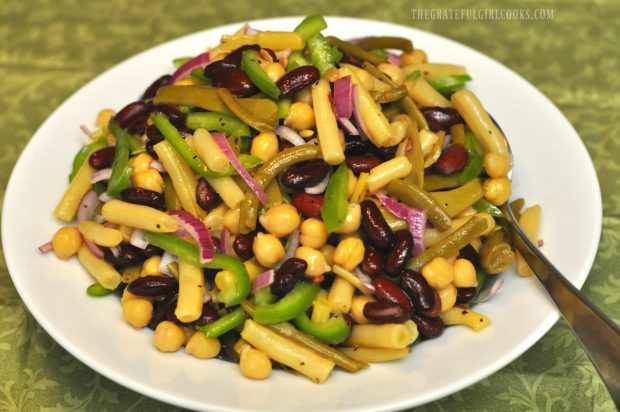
left=86, top=282, right=113, bottom=297
left=68, top=136, right=107, bottom=182
left=427, top=74, right=472, bottom=93
left=253, top=282, right=320, bottom=324
left=152, top=112, right=261, bottom=178
left=308, top=33, right=337, bottom=75
left=196, top=307, right=248, bottom=338
left=286, top=51, right=309, bottom=71
left=322, top=163, right=349, bottom=233
left=277, top=99, right=291, bottom=119
left=241, top=50, right=281, bottom=99
left=293, top=312, right=350, bottom=345
left=457, top=131, right=484, bottom=185
left=294, top=14, right=328, bottom=42
left=185, top=111, right=251, bottom=137
left=254, top=286, right=276, bottom=306
left=107, top=120, right=132, bottom=197
left=473, top=198, right=503, bottom=218
left=143, top=232, right=250, bottom=306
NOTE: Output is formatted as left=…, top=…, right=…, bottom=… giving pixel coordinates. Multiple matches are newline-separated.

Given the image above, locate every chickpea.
left=251, top=132, right=278, bottom=162
left=243, top=259, right=267, bottom=282
left=336, top=203, right=362, bottom=235
left=320, top=244, right=336, bottom=267
left=263, top=62, right=285, bottom=83
left=483, top=177, right=512, bottom=206
left=421, top=257, right=454, bottom=289
left=252, top=233, right=285, bottom=268
left=483, top=153, right=511, bottom=178
left=437, top=284, right=457, bottom=312
left=295, top=246, right=331, bottom=277
left=215, top=270, right=236, bottom=291
left=134, top=169, right=164, bottom=193
left=347, top=169, right=357, bottom=199
left=185, top=332, right=221, bottom=359
left=96, top=109, right=115, bottom=129
left=131, top=153, right=154, bottom=175
left=258, top=204, right=301, bottom=238
left=333, top=237, right=365, bottom=271
left=378, top=63, right=404, bottom=86
left=284, top=102, right=316, bottom=131
left=153, top=321, right=186, bottom=352
left=453, top=258, right=477, bottom=287
left=223, top=207, right=241, bottom=235
left=400, top=49, right=428, bottom=66
left=142, top=255, right=162, bottom=276
left=122, top=298, right=153, bottom=328
left=350, top=295, right=375, bottom=324
left=239, top=347, right=272, bottom=380
left=300, top=218, right=329, bottom=249
left=51, top=227, right=82, bottom=260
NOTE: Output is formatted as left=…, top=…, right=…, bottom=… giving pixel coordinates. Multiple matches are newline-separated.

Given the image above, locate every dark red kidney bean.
left=177, top=127, right=193, bottom=139
left=346, top=155, right=382, bottom=174
left=271, top=258, right=307, bottom=296
left=384, top=230, right=413, bottom=276
left=344, top=137, right=368, bottom=155
left=366, top=142, right=397, bottom=160
left=150, top=104, right=185, bottom=128
left=360, top=200, right=395, bottom=250
left=401, top=269, right=440, bottom=317
left=233, top=232, right=256, bottom=261
left=372, top=276, right=413, bottom=313
left=149, top=293, right=176, bottom=329
left=125, top=114, right=149, bottom=135
left=121, top=187, right=165, bottom=209
left=143, top=244, right=164, bottom=257
left=276, top=66, right=320, bottom=98
left=280, top=159, right=330, bottom=189
left=422, top=289, right=442, bottom=318
left=458, top=244, right=479, bottom=266
left=412, top=314, right=445, bottom=338
left=435, top=144, right=469, bottom=175
left=114, top=101, right=148, bottom=129
left=363, top=301, right=411, bottom=324
left=128, top=276, right=178, bottom=296
left=142, top=74, right=172, bottom=100
left=291, top=192, right=323, bottom=219
left=340, top=52, right=364, bottom=67
left=278, top=139, right=294, bottom=152
left=421, top=107, right=463, bottom=132
left=456, top=287, right=477, bottom=304
left=145, top=141, right=158, bottom=159
left=103, top=244, right=144, bottom=267
left=196, top=178, right=221, bottom=211
left=194, top=304, right=220, bottom=326
left=88, top=146, right=116, bottom=170
left=211, top=67, right=258, bottom=97
left=360, top=245, right=383, bottom=277
left=224, top=44, right=261, bottom=65
left=146, top=124, right=164, bottom=142
left=204, top=59, right=239, bottom=78
left=326, top=233, right=340, bottom=247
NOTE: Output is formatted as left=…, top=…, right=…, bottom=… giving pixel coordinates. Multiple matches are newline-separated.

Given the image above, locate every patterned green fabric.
left=0, top=0, right=617, bottom=410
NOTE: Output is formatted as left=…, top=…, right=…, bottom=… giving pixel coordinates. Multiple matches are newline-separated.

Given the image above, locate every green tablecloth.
left=0, top=0, right=617, bottom=410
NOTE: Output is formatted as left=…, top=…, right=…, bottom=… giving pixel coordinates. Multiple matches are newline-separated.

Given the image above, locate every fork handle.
left=500, top=205, right=620, bottom=405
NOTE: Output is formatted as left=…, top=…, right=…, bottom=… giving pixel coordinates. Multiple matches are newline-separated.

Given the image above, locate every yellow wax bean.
left=54, top=161, right=95, bottom=222
left=367, top=156, right=412, bottom=192
left=312, top=79, right=344, bottom=165
left=345, top=323, right=413, bottom=349
left=341, top=347, right=410, bottom=363
left=441, top=305, right=491, bottom=332
left=77, top=244, right=121, bottom=290
left=102, top=200, right=178, bottom=233
left=175, top=259, right=205, bottom=323
left=78, top=221, right=123, bottom=247
left=193, top=128, right=229, bottom=172
left=402, top=63, right=468, bottom=79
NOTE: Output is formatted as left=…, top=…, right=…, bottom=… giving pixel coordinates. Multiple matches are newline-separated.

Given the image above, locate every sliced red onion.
left=386, top=53, right=401, bottom=66
left=276, top=125, right=305, bottom=146
left=442, top=133, right=452, bottom=150
left=354, top=267, right=376, bottom=294
left=130, top=228, right=148, bottom=250
left=275, top=229, right=300, bottom=270
left=173, top=227, right=191, bottom=238
left=212, top=133, right=268, bottom=204
left=337, top=117, right=360, bottom=136
left=202, top=290, right=213, bottom=303
left=475, top=278, right=505, bottom=304
left=352, top=84, right=371, bottom=141
left=80, top=124, right=92, bottom=137
left=220, top=229, right=231, bottom=256
left=109, top=246, right=121, bottom=258
left=77, top=190, right=99, bottom=222
left=275, top=48, right=292, bottom=60
left=305, top=171, right=330, bottom=194
left=375, top=191, right=426, bottom=255
left=158, top=251, right=177, bottom=277
left=150, top=160, right=165, bottom=173
left=374, top=191, right=408, bottom=220
left=538, top=239, right=544, bottom=247
left=251, top=269, right=275, bottom=293
left=170, top=51, right=211, bottom=84
left=244, top=26, right=260, bottom=35
left=168, top=210, right=215, bottom=263
left=90, top=168, right=112, bottom=184
left=98, top=192, right=113, bottom=203
left=84, top=239, right=104, bottom=259
left=333, top=75, right=353, bottom=118
left=38, top=241, right=53, bottom=253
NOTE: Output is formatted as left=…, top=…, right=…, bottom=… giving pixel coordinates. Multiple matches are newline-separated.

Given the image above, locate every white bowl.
left=2, top=16, right=601, bottom=412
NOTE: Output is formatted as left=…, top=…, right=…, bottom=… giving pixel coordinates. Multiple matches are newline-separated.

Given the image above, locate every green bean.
left=479, top=229, right=515, bottom=274
left=371, top=85, right=408, bottom=104
left=327, top=36, right=386, bottom=66
left=356, top=36, right=414, bottom=52
left=429, top=179, right=484, bottom=218
left=387, top=179, right=452, bottom=231
left=424, top=174, right=460, bottom=191
left=400, top=96, right=429, bottom=131
left=218, top=88, right=274, bottom=132
left=407, top=215, right=489, bottom=271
